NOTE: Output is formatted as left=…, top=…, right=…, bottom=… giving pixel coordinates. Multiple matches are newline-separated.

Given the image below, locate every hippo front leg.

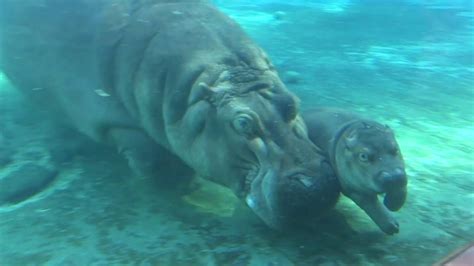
left=346, top=192, right=399, bottom=235
left=107, top=128, right=192, bottom=179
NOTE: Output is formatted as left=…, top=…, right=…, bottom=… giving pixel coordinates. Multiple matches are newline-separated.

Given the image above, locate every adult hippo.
left=0, top=0, right=339, bottom=229
left=303, top=108, right=408, bottom=235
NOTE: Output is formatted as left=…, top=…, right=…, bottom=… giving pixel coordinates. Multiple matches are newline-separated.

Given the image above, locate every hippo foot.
left=345, top=192, right=399, bottom=235
left=108, top=128, right=193, bottom=181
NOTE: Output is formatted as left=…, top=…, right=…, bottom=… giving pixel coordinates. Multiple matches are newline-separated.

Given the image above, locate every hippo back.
left=303, top=107, right=359, bottom=154
left=0, top=0, right=211, bottom=141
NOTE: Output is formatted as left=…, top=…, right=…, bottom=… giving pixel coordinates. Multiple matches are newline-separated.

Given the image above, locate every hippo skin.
left=0, top=0, right=340, bottom=229
left=303, top=108, right=408, bottom=235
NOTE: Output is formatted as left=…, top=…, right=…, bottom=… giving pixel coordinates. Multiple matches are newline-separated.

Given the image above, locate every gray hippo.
left=0, top=0, right=340, bottom=229
left=303, top=108, right=407, bottom=235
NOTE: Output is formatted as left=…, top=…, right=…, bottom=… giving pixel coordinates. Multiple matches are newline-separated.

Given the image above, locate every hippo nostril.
left=393, top=167, right=405, bottom=177
left=292, top=174, right=314, bottom=188
left=380, top=171, right=391, bottom=180
left=394, top=168, right=408, bottom=187
left=381, top=169, right=407, bottom=189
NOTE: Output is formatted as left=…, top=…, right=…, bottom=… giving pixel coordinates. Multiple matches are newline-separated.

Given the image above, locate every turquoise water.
left=0, top=0, right=473, bottom=265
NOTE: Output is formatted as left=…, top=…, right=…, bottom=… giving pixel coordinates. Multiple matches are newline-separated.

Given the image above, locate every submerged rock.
left=0, top=149, right=12, bottom=167
left=283, top=70, right=302, bottom=84
left=273, top=11, right=286, bottom=21
left=0, top=163, right=58, bottom=205
left=182, top=177, right=239, bottom=218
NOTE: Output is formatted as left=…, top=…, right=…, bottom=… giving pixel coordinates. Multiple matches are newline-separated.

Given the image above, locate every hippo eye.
left=358, top=152, right=369, bottom=162
left=232, top=114, right=254, bottom=136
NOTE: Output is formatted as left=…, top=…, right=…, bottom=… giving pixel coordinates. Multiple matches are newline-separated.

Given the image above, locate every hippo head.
left=333, top=120, right=407, bottom=234
left=166, top=68, right=337, bottom=229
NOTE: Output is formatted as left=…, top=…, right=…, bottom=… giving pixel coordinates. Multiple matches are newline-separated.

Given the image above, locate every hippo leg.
left=107, top=128, right=192, bottom=180
left=346, top=192, right=399, bottom=235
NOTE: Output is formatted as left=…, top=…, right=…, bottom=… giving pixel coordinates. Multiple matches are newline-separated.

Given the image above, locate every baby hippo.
left=303, top=108, right=407, bottom=235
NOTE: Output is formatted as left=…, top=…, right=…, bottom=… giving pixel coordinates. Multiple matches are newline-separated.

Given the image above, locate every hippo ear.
left=345, top=130, right=358, bottom=149
left=384, top=124, right=393, bottom=133
left=188, top=82, right=213, bottom=106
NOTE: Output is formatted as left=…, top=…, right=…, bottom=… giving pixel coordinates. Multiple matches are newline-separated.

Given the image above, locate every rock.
left=283, top=70, right=302, bottom=84
left=0, top=132, right=12, bottom=166
left=182, top=177, right=239, bottom=217
left=273, top=11, right=286, bottom=21
left=0, top=163, right=58, bottom=205
left=0, top=149, right=13, bottom=167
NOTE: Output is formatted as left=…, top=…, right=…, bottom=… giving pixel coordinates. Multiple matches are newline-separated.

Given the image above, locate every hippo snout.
left=376, top=168, right=408, bottom=212
left=378, top=168, right=407, bottom=191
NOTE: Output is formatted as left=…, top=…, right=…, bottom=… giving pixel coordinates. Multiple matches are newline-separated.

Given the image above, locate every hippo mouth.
left=374, top=169, right=408, bottom=212
left=244, top=168, right=281, bottom=229
left=240, top=138, right=285, bottom=229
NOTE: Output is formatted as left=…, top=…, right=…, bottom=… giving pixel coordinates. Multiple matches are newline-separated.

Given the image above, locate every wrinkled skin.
left=303, top=108, right=407, bottom=235
left=0, top=0, right=335, bottom=229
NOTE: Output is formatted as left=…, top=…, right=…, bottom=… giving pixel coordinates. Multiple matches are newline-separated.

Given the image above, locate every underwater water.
left=0, top=0, right=473, bottom=265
